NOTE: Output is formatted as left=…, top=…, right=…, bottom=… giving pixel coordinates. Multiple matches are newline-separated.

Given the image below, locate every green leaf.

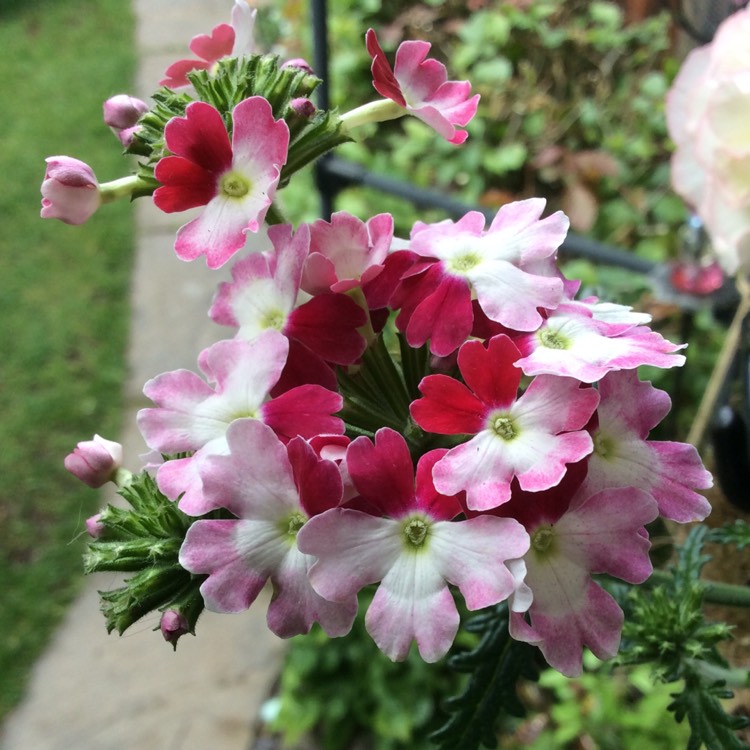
left=669, top=674, right=750, bottom=750
left=709, top=520, right=750, bottom=551
left=430, top=604, right=540, bottom=750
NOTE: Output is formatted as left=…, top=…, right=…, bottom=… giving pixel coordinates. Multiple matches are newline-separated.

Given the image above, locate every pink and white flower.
left=137, top=331, right=343, bottom=514
left=179, top=419, right=357, bottom=637
left=505, top=479, right=658, bottom=676
left=579, top=370, right=712, bottom=522
left=365, top=28, right=479, bottom=145
left=160, top=0, right=257, bottom=88
left=391, top=200, right=568, bottom=356
left=153, top=97, right=289, bottom=269
left=411, top=334, right=598, bottom=511
left=297, top=428, right=531, bottom=662
left=210, top=223, right=367, bottom=392
left=40, top=156, right=101, bottom=225
left=666, top=6, right=750, bottom=273
left=302, top=211, right=394, bottom=302
left=514, top=300, right=686, bottom=382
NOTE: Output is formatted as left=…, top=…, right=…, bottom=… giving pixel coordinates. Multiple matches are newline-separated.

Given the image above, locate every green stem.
left=647, top=570, right=750, bottom=608
left=686, top=658, right=750, bottom=689
left=99, top=175, right=150, bottom=203
left=339, top=99, right=405, bottom=133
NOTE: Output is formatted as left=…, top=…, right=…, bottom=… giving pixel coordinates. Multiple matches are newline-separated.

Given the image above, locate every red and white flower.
left=411, top=334, right=598, bottom=511
left=210, top=223, right=367, bottom=392
left=153, top=97, right=289, bottom=269
left=297, top=428, right=531, bottom=662
left=365, top=28, right=479, bottom=145
left=514, top=299, right=686, bottom=382
left=391, top=200, right=568, bottom=356
left=160, top=0, right=256, bottom=88
left=302, top=211, right=394, bottom=300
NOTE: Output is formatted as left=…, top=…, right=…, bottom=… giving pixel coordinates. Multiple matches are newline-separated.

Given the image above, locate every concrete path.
left=0, top=2, right=285, bottom=748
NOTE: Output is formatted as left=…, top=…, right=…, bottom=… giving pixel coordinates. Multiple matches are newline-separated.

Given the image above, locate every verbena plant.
left=41, top=2, right=750, bottom=748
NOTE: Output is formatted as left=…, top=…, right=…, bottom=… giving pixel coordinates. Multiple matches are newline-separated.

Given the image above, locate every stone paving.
left=0, top=2, right=285, bottom=748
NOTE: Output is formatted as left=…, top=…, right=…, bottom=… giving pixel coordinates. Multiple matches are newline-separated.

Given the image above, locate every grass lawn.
left=0, top=0, right=135, bottom=720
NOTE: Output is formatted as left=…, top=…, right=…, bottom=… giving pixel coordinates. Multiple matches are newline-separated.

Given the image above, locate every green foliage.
left=0, top=0, right=134, bottom=720
left=133, top=55, right=351, bottom=204
left=270, top=590, right=465, bottom=750
left=84, top=473, right=206, bottom=637
left=431, top=605, right=540, bottom=750
left=619, top=527, right=750, bottom=749
left=709, top=520, right=750, bottom=551
left=506, top=656, right=691, bottom=749
left=318, top=0, right=682, bottom=259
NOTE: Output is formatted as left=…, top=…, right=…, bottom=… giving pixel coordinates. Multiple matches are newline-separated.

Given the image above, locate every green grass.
left=0, top=0, right=135, bottom=719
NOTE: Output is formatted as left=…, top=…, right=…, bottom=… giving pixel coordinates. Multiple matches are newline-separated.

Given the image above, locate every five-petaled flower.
left=153, top=97, right=289, bottom=268
left=390, top=200, right=568, bottom=356
left=365, top=28, right=480, bottom=145
left=412, top=334, right=599, bottom=510
left=297, top=428, right=531, bottom=662
left=180, top=419, right=358, bottom=637
left=160, top=0, right=256, bottom=88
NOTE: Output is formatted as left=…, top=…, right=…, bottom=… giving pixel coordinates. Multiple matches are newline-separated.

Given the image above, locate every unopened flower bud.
left=286, top=97, right=317, bottom=139
left=281, top=58, right=314, bottom=76
left=64, top=434, right=123, bottom=488
left=85, top=513, right=106, bottom=539
left=290, top=97, right=316, bottom=119
left=40, top=156, right=101, bottom=225
left=103, top=94, right=149, bottom=130
left=160, top=609, right=190, bottom=649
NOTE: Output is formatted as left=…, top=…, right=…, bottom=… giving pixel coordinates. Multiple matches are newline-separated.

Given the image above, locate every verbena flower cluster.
left=50, top=0, right=712, bottom=677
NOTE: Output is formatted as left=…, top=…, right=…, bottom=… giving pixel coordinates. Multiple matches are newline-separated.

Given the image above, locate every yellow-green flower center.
left=402, top=516, right=430, bottom=549
left=539, top=328, right=569, bottom=350
left=260, top=308, right=286, bottom=331
left=593, top=431, right=615, bottom=459
left=491, top=414, right=517, bottom=441
left=447, top=250, right=482, bottom=275
left=531, top=524, right=556, bottom=559
left=220, top=171, right=251, bottom=199
left=282, top=511, right=307, bottom=539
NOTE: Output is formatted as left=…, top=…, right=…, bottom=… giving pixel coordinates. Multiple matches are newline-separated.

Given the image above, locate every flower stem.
left=99, top=175, right=150, bottom=204
left=647, top=569, right=750, bottom=608
left=686, top=658, right=750, bottom=688
left=339, top=99, right=405, bottom=134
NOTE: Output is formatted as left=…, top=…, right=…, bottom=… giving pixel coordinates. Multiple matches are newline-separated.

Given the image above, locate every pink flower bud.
left=102, top=94, right=149, bottom=130
left=40, top=156, right=101, bottom=225
left=281, top=58, right=314, bottom=76
left=64, top=434, right=123, bottom=488
left=85, top=513, right=106, bottom=539
left=290, top=97, right=316, bottom=119
left=160, top=610, right=190, bottom=648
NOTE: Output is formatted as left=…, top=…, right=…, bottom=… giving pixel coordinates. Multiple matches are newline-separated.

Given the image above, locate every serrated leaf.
left=709, top=520, right=750, bottom=551
left=669, top=675, right=750, bottom=750
left=430, top=604, right=540, bottom=750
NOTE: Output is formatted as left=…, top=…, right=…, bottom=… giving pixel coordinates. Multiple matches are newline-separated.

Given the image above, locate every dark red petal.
left=411, top=374, right=485, bottom=435
left=164, top=101, right=232, bottom=173
left=153, top=156, right=216, bottom=211
left=458, top=335, right=521, bottom=409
